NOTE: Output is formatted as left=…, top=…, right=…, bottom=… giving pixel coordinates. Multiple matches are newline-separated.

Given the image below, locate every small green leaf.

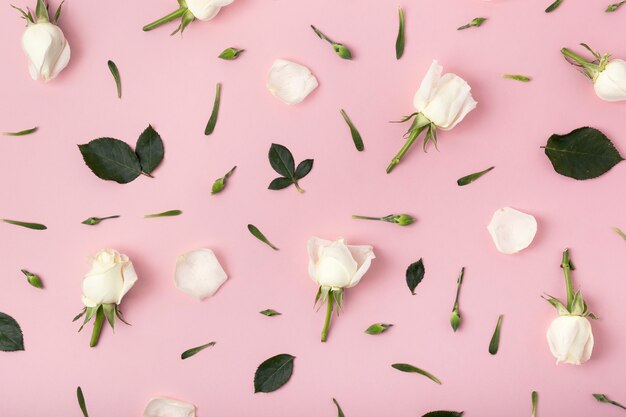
left=0, top=312, right=25, bottom=351
left=333, top=398, right=346, bottom=417
left=606, top=1, right=626, bottom=11
left=502, top=74, right=532, bottom=82
left=77, top=386, right=89, bottom=417
left=545, top=0, right=563, bottom=12
left=391, top=363, right=442, bottom=385
left=406, top=259, right=425, bottom=295
left=365, top=323, right=393, bottom=335
left=260, top=309, right=282, bottom=317
left=20, top=269, right=43, bottom=289
left=1, top=127, right=38, bottom=136
left=340, top=109, right=364, bottom=151
left=531, top=391, right=538, bottom=417
left=135, top=125, right=164, bottom=175
left=218, top=47, right=245, bottom=60
left=613, top=227, right=626, bottom=241
left=2, top=219, right=47, bottom=230
left=457, top=166, right=495, bottom=186
left=395, top=7, right=405, bottom=59
left=181, top=341, right=216, bottom=359
left=144, top=210, right=182, bottom=218
left=211, top=166, right=236, bottom=195
left=78, top=138, right=142, bottom=184
left=489, top=314, right=504, bottom=355
left=422, top=412, right=464, bottom=417
left=457, top=17, right=487, bottom=30
left=81, top=215, right=120, bottom=226
left=543, top=127, right=624, bottom=180
left=248, top=224, right=279, bottom=251
left=107, top=60, right=122, bottom=98
left=254, top=353, right=295, bottom=393
left=205, top=83, right=221, bottom=135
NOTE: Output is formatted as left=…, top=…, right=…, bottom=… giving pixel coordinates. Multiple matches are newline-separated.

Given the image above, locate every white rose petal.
left=175, top=249, right=228, bottom=299
left=21, top=22, right=70, bottom=81
left=144, top=397, right=196, bottom=417
left=307, top=237, right=375, bottom=289
left=594, top=59, right=626, bottom=102
left=487, top=207, right=537, bottom=254
left=267, top=59, right=319, bottom=105
left=186, top=0, right=234, bottom=20
left=547, top=315, right=594, bottom=365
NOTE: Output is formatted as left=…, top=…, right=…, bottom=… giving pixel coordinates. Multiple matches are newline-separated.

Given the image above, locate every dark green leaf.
left=0, top=312, right=24, bottom=351
left=21, top=269, right=43, bottom=289
left=395, top=7, right=405, bottom=59
left=144, top=210, right=182, bottom=218
left=365, top=323, right=393, bottom=335
left=422, top=412, right=464, bottom=417
left=268, top=143, right=295, bottom=178
left=107, top=60, right=122, bottom=98
left=78, top=138, right=142, bottom=184
left=502, top=74, right=532, bottom=82
left=489, top=314, right=504, bottom=355
left=254, top=353, right=295, bottom=393
left=406, top=259, right=425, bottom=295
left=1, top=127, right=38, bottom=136
left=294, top=159, right=314, bottom=180
left=340, top=109, right=364, bottom=151
left=333, top=398, right=346, bottom=417
left=81, top=215, right=120, bottom=225
left=2, top=219, right=47, bottom=230
left=457, top=166, right=495, bottom=186
left=205, top=83, right=221, bottom=135
left=543, top=127, right=623, bottom=180
left=391, top=363, right=442, bottom=385
left=211, top=166, right=236, bottom=195
left=268, top=177, right=293, bottom=190
left=606, top=1, right=626, bottom=11
left=77, top=386, right=89, bottom=417
left=218, top=47, right=244, bottom=60
left=248, top=224, right=279, bottom=250
left=545, top=0, right=563, bottom=12
left=260, top=309, right=282, bottom=317
left=135, top=125, right=164, bottom=175
left=181, top=341, right=216, bottom=359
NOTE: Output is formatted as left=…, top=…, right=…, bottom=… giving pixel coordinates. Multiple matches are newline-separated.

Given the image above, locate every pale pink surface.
left=0, top=0, right=625, bottom=416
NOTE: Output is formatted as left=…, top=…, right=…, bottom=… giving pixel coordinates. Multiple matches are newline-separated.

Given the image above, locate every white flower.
left=487, top=207, right=537, bottom=254
left=307, top=237, right=375, bottom=289
left=21, top=21, right=70, bottom=81
left=594, top=59, right=626, bottom=102
left=175, top=249, right=228, bottom=299
left=144, top=397, right=196, bottom=417
left=186, top=0, right=234, bottom=21
left=81, top=249, right=138, bottom=308
left=267, top=59, right=319, bottom=105
left=413, top=60, right=477, bottom=130
left=547, top=315, right=594, bottom=365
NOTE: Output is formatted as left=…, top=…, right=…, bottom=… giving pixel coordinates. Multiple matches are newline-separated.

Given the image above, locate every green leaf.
left=77, top=386, right=89, bottom=417
left=340, top=109, right=364, bottom=151
left=606, top=1, right=626, bottom=11
left=248, top=224, right=279, bottom=250
left=267, top=143, right=312, bottom=193
left=531, top=391, right=538, bottom=417
left=107, top=60, right=122, bottom=99
left=489, top=314, right=504, bottom=355
left=205, top=82, right=221, bottom=135
left=457, top=17, right=487, bottom=30
left=2, top=219, right=47, bottom=230
left=502, top=74, right=532, bottom=82
left=543, top=127, right=623, bottom=180
left=260, top=309, right=282, bottom=317
left=78, top=138, right=142, bottom=184
left=254, top=353, right=295, bottom=393
left=144, top=210, right=182, bottom=218
left=1, top=127, right=38, bottom=136
left=0, top=312, right=25, bottom=351
left=545, top=0, right=563, bottom=12
left=294, top=159, right=314, bottom=179
left=422, top=412, right=464, bottom=417
left=333, top=398, right=346, bottom=417
left=211, top=166, right=236, bottom=195
left=181, top=341, right=216, bottom=359
left=406, top=259, right=425, bottom=295
left=457, top=166, right=495, bottom=186
left=365, top=323, right=393, bottom=335
left=395, top=7, right=405, bottom=59
left=218, top=47, right=244, bottom=60
left=81, top=215, right=120, bottom=226
left=613, top=227, right=626, bottom=241
left=21, top=269, right=43, bottom=289
left=391, top=363, right=442, bottom=385
left=268, top=177, right=294, bottom=190
left=135, top=125, right=164, bottom=175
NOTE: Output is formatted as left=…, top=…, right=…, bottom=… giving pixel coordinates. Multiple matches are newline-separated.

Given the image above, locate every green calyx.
left=73, top=303, right=130, bottom=348
left=315, top=286, right=344, bottom=343
left=142, top=1, right=196, bottom=36
left=386, top=112, right=434, bottom=173
left=352, top=213, right=416, bottom=226
left=21, top=269, right=44, bottom=289
left=12, top=0, right=64, bottom=25
left=561, top=44, right=611, bottom=81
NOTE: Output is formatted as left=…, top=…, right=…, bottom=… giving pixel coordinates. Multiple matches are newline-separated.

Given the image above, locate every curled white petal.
left=594, top=59, right=626, bottom=102
left=144, top=397, right=196, bottom=417
left=267, top=59, right=319, bottom=105
left=175, top=249, right=228, bottom=299
left=546, top=316, right=594, bottom=365
left=307, top=237, right=375, bottom=289
left=487, top=207, right=537, bottom=254
left=21, top=22, right=70, bottom=81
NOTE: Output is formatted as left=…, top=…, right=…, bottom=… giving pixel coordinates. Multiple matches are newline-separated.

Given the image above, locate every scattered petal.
left=175, top=249, right=228, bottom=300
left=143, top=397, right=196, bottom=417
left=267, top=59, right=318, bottom=105
left=487, top=207, right=537, bottom=254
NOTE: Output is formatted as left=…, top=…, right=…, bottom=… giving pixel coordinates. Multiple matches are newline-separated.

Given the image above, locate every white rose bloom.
left=594, top=59, right=626, bottom=102
left=487, top=207, right=537, bottom=254
left=267, top=59, right=319, bottom=105
left=175, top=249, right=228, bottom=299
left=81, top=249, right=138, bottom=308
left=186, top=0, right=234, bottom=21
left=144, top=397, right=196, bottom=417
left=547, top=315, right=594, bottom=365
left=307, top=237, right=375, bottom=289
left=21, top=21, right=70, bottom=81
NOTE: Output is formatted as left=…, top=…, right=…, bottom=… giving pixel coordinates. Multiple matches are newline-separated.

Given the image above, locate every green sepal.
left=570, top=291, right=585, bottom=315
left=102, top=304, right=116, bottom=330
left=115, top=306, right=131, bottom=325
left=53, top=0, right=65, bottom=22
left=21, top=269, right=44, bottom=289
left=11, top=5, right=35, bottom=24
left=35, top=0, right=49, bottom=22
left=333, top=289, right=343, bottom=312
left=72, top=308, right=87, bottom=322
left=78, top=306, right=98, bottom=332
left=542, top=294, right=569, bottom=316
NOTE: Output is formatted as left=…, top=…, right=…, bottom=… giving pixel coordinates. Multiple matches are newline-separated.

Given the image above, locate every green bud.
left=211, top=166, right=236, bottom=195
left=21, top=269, right=43, bottom=289
left=218, top=47, right=245, bottom=60
left=383, top=214, right=416, bottom=226
left=81, top=215, right=120, bottom=226
left=365, top=323, right=393, bottom=335
left=450, top=309, right=461, bottom=332
left=333, top=43, right=352, bottom=60
left=593, top=394, right=610, bottom=403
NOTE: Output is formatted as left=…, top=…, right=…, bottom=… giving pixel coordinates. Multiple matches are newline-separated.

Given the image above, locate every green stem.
left=311, top=25, right=333, bottom=44
left=321, top=292, right=334, bottom=343
left=386, top=125, right=427, bottom=173
left=610, top=400, right=626, bottom=411
left=453, top=267, right=465, bottom=310
left=560, top=48, right=598, bottom=73
left=561, top=249, right=574, bottom=310
left=143, top=8, right=186, bottom=31
left=352, top=215, right=383, bottom=221
left=90, top=307, right=105, bottom=347
left=294, top=181, right=304, bottom=193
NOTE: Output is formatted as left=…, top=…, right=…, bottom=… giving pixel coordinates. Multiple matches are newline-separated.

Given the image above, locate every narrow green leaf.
left=406, top=259, right=425, bottom=295
left=254, top=353, right=295, bottom=393
left=391, top=363, right=442, bottom=385
left=613, top=227, right=626, bottom=241
left=457, top=166, right=495, bottom=186
left=531, top=391, right=538, bottom=417
left=365, top=323, right=393, bottom=335
left=144, top=210, right=182, bottom=218
left=260, top=309, right=282, bottom=317
left=457, top=17, right=487, bottom=30
left=181, top=341, right=216, bottom=359
left=333, top=398, right=346, bottom=417
left=135, top=125, right=164, bottom=175
left=395, top=7, right=405, bottom=59
left=1, top=127, right=38, bottom=136
left=107, top=60, right=122, bottom=99
left=422, top=412, right=464, bottom=417
left=606, top=1, right=626, bottom=11
left=205, top=83, right=221, bottom=135
left=0, top=312, right=25, bottom=351
left=211, top=166, right=236, bottom=194
left=77, top=386, right=89, bottom=417
left=78, top=138, right=142, bottom=184
left=2, top=219, right=47, bottom=230
left=489, top=314, right=504, bottom=355
left=81, top=215, right=120, bottom=226
left=340, top=109, right=364, bottom=151
left=248, top=224, right=279, bottom=251
left=218, top=47, right=245, bottom=60
left=20, top=269, right=43, bottom=289
left=503, top=74, right=532, bottom=82
left=545, top=0, right=563, bottom=12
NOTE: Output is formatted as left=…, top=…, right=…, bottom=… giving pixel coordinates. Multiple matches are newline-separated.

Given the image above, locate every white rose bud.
left=593, top=59, right=626, bottom=102
left=307, top=237, right=375, bottom=290
left=186, top=0, right=234, bottom=21
left=267, top=59, right=319, bottom=105
left=547, top=315, right=594, bottom=365
left=144, top=397, right=196, bottom=417
left=81, top=249, right=138, bottom=308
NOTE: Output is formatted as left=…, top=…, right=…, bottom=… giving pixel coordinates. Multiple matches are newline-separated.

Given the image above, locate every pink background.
left=1, top=0, right=625, bottom=416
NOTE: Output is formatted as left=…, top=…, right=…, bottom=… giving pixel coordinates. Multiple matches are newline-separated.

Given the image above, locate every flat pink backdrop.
left=1, top=0, right=625, bottom=416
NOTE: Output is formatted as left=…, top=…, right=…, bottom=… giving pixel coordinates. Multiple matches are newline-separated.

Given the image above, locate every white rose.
left=144, top=397, right=196, bottom=417
left=175, top=249, right=228, bottom=299
left=267, top=59, right=319, bottom=105
left=307, top=237, right=375, bottom=289
left=81, top=249, right=138, bottom=307
left=594, top=59, right=626, bottom=102
left=21, top=21, right=70, bottom=81
left=547, top=315, right=594, bottom=365
left=186, top=0, right=234, bottom=21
